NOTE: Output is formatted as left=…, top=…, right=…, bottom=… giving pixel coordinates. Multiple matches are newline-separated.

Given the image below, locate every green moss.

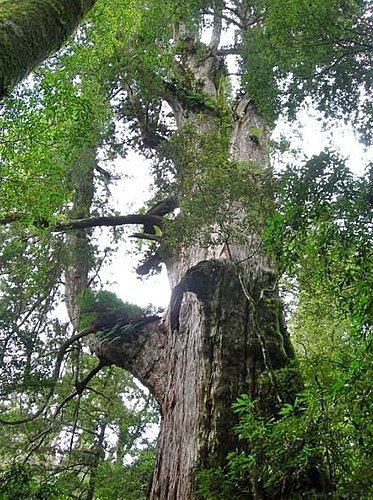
left=0, top=0, right=95, bottom=96
left=248, top=125, right=263, bottom=142
left=79, top=289, right=145, bottom=330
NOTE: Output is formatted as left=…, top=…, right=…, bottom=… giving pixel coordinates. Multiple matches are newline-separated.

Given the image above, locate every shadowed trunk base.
left=94, top=257, right=297, bottom=499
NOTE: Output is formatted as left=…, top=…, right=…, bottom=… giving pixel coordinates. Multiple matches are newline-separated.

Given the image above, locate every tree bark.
left=94, top=256, right=294, bottom=499
left=64, top=147, right=95, bottom=328
left=0, top=0, right=96, bottom=98
left=84, top=20, right=306, bottom=498
left=150, top=259, right=292, bottom=499
left=61, top=13, right=317, bottom=499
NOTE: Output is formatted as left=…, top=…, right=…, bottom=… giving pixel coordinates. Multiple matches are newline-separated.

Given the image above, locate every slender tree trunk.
left=0, top=0, right=96, bottom=98
left=65, top=147, right=95, bottom=328
left=86, top=422, right=106, bottom=500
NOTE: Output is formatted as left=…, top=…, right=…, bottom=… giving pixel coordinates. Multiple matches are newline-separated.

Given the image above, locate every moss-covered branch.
left=91, top=315, right=167, bottom=403
left=0, top=212, right=164, bottom=231
left=0, top=0, right=96, bottom=97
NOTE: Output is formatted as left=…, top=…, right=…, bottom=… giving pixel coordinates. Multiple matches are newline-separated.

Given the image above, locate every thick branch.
left=91, top=316, right=168, bottom=404
left=54, top=214, right=164, bottom=231
left=218, top=47, right=241, bottom=56
left=1, top=209, right=172, bottom=233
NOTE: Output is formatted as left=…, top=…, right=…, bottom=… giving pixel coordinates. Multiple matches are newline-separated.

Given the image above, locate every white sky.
left=100, top=153, right=171, bottom=310
left=273, top=109, right=371, bottom=174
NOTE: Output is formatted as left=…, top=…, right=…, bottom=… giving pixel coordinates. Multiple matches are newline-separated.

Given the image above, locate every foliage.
left=0, top=463, right=62, bottom=499
left=194, top=111, right=372, bottom=500
left=196, top=466, right=245, bottom=499
left=0, top=0, right=371, bottom=497
left=201, top=155, right=372, bottom=497
left=0, top=0, right=142, bottom=228
left=241, top=0, right=372, bottom=142
left=265, top=152, right=372, bottom=329
left=94, top=449, right=155, bottom=500
left=0, top=365, right=159, bottom=498
left=79, top=289, right=146, bottom=329
left=0, top=2, right=159, bottom=497
left=225, top=343, right=373, bottom=497
left=155, top=122, right=274, bottom=248
left=0, top=230, right=65, bottom=404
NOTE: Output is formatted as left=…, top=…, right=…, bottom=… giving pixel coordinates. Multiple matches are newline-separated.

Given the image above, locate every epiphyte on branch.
left=79, top=290, right=145, bottom=330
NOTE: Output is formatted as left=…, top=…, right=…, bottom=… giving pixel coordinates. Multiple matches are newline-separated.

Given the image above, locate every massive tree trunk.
left=95, top=255, right=293, bottom=499
left=92, top=43, right=299, bottom=499
left=0, top=0, right=96, bottom=98
left=91, top=257, right=286, bottom=498
left=60, top=11, right=320, bottom=499
left=95, top=202, right=295, bottom=494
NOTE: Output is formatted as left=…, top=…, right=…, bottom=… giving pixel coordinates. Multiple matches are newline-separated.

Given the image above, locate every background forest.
left=0, top=0, right=372, bottom=498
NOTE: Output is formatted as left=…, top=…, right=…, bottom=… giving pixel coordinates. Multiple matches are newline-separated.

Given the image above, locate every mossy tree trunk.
left=64, top=147, right=96, bottom=328
left=0, top=0, right=96, bottom=97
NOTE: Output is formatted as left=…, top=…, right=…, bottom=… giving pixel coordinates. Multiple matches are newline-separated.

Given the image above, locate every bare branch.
left=0, top=213, right=164, bottom=231
left=54, top=214, right=164, bottom=231
left=75, top=358, right=110, bottom=394
left=24, top=357, right=108, bottom=461
left=218, top=47, right=241, bottom=56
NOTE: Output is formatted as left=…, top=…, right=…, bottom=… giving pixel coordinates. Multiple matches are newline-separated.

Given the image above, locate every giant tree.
left=0, top=0, right=370, bottom=498
left=59, top=1, right=310, bottom=497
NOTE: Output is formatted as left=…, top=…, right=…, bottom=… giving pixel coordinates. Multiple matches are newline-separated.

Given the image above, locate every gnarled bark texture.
left=153, top=258, right=292, bottom=499
left=95, top=254, right=294, bottom=499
